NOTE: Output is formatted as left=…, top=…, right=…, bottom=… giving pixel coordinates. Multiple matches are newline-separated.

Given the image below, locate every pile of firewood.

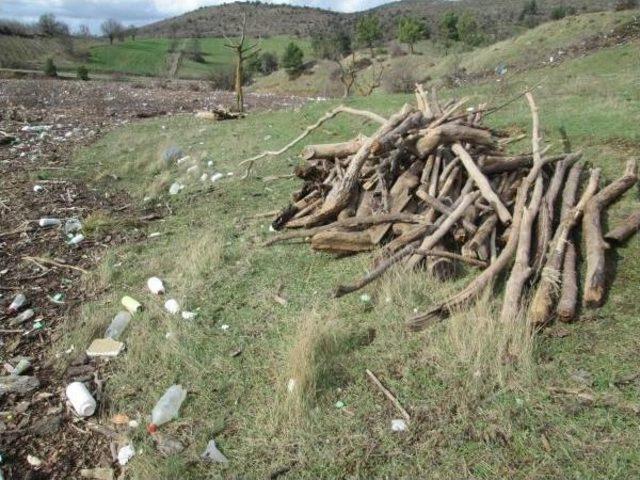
left=256, top=87, right=639, bottom=331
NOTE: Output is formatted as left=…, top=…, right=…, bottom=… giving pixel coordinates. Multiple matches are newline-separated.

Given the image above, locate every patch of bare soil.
left=0, top=78, right=307, bottom=479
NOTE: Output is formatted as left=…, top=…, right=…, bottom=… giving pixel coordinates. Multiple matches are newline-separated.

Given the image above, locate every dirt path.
left=0, top=77, right=308, bottom=479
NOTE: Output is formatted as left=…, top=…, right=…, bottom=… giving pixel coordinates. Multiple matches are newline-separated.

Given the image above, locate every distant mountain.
left=138, top=0, right=618, bottom=40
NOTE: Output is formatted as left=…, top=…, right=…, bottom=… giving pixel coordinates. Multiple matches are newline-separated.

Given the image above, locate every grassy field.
left=86, top=35, right=311, bottom=78
left=54, top=32, right=640, bottom=479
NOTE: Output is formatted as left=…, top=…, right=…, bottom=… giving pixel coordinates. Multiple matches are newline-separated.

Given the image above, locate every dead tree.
left=224, top=14, right=260, bottom=112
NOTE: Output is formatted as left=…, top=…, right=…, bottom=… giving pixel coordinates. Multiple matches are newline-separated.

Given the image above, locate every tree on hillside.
left=519, top=0, right=540, bottom=27
left=357, top=15, right=382, bottom=58
left=458, top=12, right=484, bottom=46
left=38, top=13, right=69, bottom=37
left=128, top=25, right=138, bottom=41
left=188, top=37, right=205, bottom=63
left=224, top=14, right=260, bottom=112
left=282, top=42, right=304, bottom=79
left=439, top=12, right=459, bottom=42
left=397, top=17, right=428, bottom=54
left=101, top=19, right=123, bottom=45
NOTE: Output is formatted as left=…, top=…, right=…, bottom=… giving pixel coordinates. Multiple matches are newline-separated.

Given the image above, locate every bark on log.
left=452, top=143, right=512, bottom=224
left=461, top=214, right=497, bottom=259
left=557, top=240, right=578, bottom=322
left=583, top=159, right=638, bottom=308
left=301, top=137, right=367, bottom=160
left=528, top=167, right=600, bottom=327
left=415, top=189, right=477, bottom=234
left=416, top=125, right=495, bottom=158
left=604, top=210, right=640, bottom=243
left=311, top=230, right=375, bottom=253
left=499, top=175, right=544, bottom=323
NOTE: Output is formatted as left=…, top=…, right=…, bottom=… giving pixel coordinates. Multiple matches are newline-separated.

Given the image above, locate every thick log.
left=480, top=154, right=566, bottom=175
left=500, top=175, right=544, bottom=323
left=407, top=94, right=574, bottom=331
left=604, top=209, right=640, bottom=243
left=301, top=136, right=367, bottom=160
left=557, top=240, right=578, bottom=322
left=286, top=105, right=414, bottom=228
left=311, top=230, right=375, bottom=254
left=415, top=190, right=477, bottom=234
left=416, top=124, right=495, bottom=158
left=451, top=143, right=512, bottom=224
left=372, top=111, right=425, bottom=155
left=583, top=159, right=638, bottom=308
left=529, top=167, right=600, bottom=327
left=426, top=244, right=458, bottom=281
left=461, top=214, right=497, bottom=259
left=415, top=249, right=488, bottom=268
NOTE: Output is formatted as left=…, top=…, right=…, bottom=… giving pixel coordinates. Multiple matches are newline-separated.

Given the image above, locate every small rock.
left=201, top=439, right=228, bottom=464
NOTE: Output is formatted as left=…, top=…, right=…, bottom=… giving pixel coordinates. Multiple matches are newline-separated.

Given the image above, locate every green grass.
left=60, top=39, right=640, bottom=479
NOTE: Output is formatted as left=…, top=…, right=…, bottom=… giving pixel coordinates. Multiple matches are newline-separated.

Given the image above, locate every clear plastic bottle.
left=7, top=293, right=27, bottom=314
left=148, top=384, right=187, bottom=432
left=105, top=311, right=132, bottom=340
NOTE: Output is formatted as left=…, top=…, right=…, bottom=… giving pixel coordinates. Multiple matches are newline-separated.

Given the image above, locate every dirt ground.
left=0, top=78, right=307, bottom=479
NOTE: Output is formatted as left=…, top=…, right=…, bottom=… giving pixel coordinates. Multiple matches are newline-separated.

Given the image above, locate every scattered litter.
left=117, top=444, right=135, bottom=466
left=391, top=419, right=407, bottom=432
left=121, top=296, right=142, bottom=314
left=64, top=218, right=82, bottom=234
left=162, top=146, right=183, bottom=164
left=7, top=358, right=31, bottom=376
left=169, top=182, right=184, bottom=195
left=129, top=419, right=139, bottom=428
left=80, top=467, right=114, bottom=480
left=230, top=348, right=243, bottom=357
left=147, top=276, right=165, bottom=295
left=7, top=293, right=27, bottom=314
left=199, top=173, right=208, bottom=182
left=165, top=331, right=176, bottom=340
left=176, top=155, right=192, bottom=166
left=38, top=218, right=61, bottom=228
left=335, top=401, right=346, bottom=409
left=210, top=173, right=224, bottom=183
left=201, top=439, right=228, bottom=464
left=273, top=294, right=287, bottom=306
left=105, top=311, right=132, bottom=340
left=65, top=381, right=96, bottom=417
left=220, top=324, right=230, bottom=331
left=149, top=232, right=161, bottom=238
left=207, top=160, right=214, bottom=167
left=164, top=299, right=180, bottom=314
left=67, top=233, right=85, bottom=246
left=154, top=432, right=184, bottom=456
left=33, top=185, right=44, bottom=193
left=10, top=308, right=34, bottom=326
left=50, top=293, right=65, bottom=304
left=27, top=455, right=43, bottom=467
left=360, top=293, right=372, bottom=304
left=86, top=338, right=125, bottom=357
left=181, top=311, right=196, bottom=320
left=148, top=384, right=187, bottom=432
left=287, top=378, right=296, bottom=392
left=186, top=165, right=199, bottom=176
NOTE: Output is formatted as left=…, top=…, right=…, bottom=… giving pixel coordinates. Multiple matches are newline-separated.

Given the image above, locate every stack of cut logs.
left=264, top=87, right=639, bottom=331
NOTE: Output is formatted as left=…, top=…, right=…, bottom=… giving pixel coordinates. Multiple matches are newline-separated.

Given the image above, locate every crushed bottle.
left=105, top=311, right=132, bottom=340
left=148, top=384, right=187, bottom=432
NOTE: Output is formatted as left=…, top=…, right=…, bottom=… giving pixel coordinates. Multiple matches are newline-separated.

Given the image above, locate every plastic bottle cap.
left=147, top=423, right=158, bottom=434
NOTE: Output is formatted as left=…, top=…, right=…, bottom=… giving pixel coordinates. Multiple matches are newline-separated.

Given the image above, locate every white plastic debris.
left=210, top=173, right=224, bottom=183
left=150, top=384, right=187, bottom=428
left=287, top=378, right=296, bottom=392
left=33, top=185, right=44, bottom=193
left=38, top=218, right=61, bottom=228
left=360, top=293, right=372, bottom=304
left=121, top=296, right=142, bottom=314
left=27, top=455, right=43, bottom=467
left=391, top=419, right=407, bottom=432
left=186, top=165, right=199, bottom=176
left=7, top=293, right=27, bottom=314
left=176, top=155, right=191, bottom=165
left=105, top=311, right=132, bottom=340
left=66, top=381, right=97, bottom=417
left=86, top=338, right=125, bottom=357
left=201, top=439, right=228, bottom=464
left=147, top=277, right=165, bottom=295
left=169, top=182, right=184, bottom=195
left=207, top=160, right=214, bottom=167
left=68, top=233, right=85, bottom=246
left=117, top=444, right=135, bottom=466
left=13, top=308, right=35, bottom=324
left=181, top=311, right=196, bottom=320
left=199, top=173, right=208, bottom=182
left=64, top=218, right=82, bottom=234
left=220, top=324, right=229, bottom=331
left=164, top=299, right=180, bottom=314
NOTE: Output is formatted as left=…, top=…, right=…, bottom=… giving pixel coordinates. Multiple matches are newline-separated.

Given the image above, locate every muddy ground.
left=0, top=78, right=307, bottom=479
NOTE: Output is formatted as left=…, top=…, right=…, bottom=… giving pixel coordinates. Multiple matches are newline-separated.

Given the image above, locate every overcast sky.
left=0, top=0, right=393, bottom=33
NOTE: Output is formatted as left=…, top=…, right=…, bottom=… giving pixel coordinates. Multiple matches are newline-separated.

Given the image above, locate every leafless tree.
left=224, top=14, right=260, bottom=112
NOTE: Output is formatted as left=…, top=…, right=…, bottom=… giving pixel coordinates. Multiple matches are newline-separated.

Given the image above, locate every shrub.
left=77, top=65, right=89, bottom=81
left=550, top=6, right=567, bottom=20
left=282, top=42, right=304, bottom=79
left=382, top=59, right=426, bottom=93
left=615, top=0, right=638, bottom=10
left=259, top=52, right=279, bottom=75
left=208, top=66, right=251, bottom=90
left=43, top=58, right=57, bottom=77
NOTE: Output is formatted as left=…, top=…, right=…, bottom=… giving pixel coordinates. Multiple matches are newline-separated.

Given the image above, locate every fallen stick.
left=239, top=105, right=387, bottom=177
left=415, top=190, right=477, bottom=234
left=604, top=209, right=640, bottom=243
left=452, top=143, right=512, bottom=224
left=583, top=159, right=637, bottom=308
left=557, top=240, right=578, bottom=322
left=365, top=369, right=411, bottom=422
left=22, top=256, right=89, bottom=274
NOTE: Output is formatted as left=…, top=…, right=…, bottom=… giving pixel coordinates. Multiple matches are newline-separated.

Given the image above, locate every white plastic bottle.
left=105, top=311, right=132, bottom=340
left=66, top=382, right=97, bottom=417
left=7, top=293, right=27, bottom=314
left=147, top=277, right=165, bottom=295
left=148, top=384, right=187, bottom=432
left=38, top=218, right=61, bottom=228
left=164, top=299, right=180, bottom=314
left=121, top=296, right=142, bottom=314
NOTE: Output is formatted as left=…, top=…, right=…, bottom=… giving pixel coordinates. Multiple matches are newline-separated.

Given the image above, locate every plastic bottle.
left=11, top=308, right=34, bottom=325
left=210, top=173, right=224, bottom=183
left=121, top=296, right=142, bottom=314
left=164, top=299, right=180, bottom=314
left=66, top=381, right=97, bottom=417
left=148, top=384, right=187, bottom=432
left=38, top=218, right=61, bottom=228
left=105, top=311, right=132, bottom=340
left=147, top=277, right=165, bottom=295
left=68, top=233, right=85, bottom=246
left=7, top=293, right=27, bottom=314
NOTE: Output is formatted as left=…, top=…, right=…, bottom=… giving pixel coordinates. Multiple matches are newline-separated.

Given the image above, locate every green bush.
left=282, top=42, right=304, bottom=79
left=77, top=65, right=89, bottom=81
left=43, top=58, right=57, bottom=77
